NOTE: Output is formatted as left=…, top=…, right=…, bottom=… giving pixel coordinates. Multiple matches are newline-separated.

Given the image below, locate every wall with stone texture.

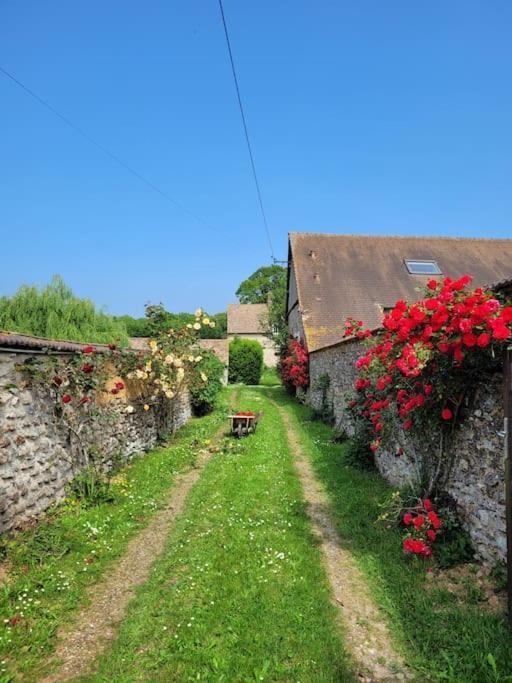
left=0, top=350, right=190, bottom=533
left=307, top=342, right=506, bottom=565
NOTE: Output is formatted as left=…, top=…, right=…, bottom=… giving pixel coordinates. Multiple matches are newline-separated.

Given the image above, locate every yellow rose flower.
left=194, top=307, right=202, bottom=318
left=195, top=356, right=202, bottom=363
left=193, top=322, right=201, bottom=330
left=143, top=404, right=150, bottom=411
left=200, top=372, right=208, bottom=382
left=209, top=321, right=216, bottom=328
left=202, top=317, right=210, bottom=325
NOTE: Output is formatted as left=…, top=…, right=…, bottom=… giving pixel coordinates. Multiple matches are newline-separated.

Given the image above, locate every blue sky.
left=1, top=1, right=511, bottom=316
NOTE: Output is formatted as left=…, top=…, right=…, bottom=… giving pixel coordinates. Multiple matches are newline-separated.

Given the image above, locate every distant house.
left=227, top=303, right=278, bottom=367
left=286, top=231, right=512, bottom=405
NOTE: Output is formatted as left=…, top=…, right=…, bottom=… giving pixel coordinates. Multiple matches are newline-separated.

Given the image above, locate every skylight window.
left=404, top=260, right=442, bottom=275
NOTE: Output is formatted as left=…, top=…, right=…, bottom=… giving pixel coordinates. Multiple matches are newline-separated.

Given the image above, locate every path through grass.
left=273, top=388, right=512, bottom=683
left=0, top=399, right=228, bottom=682
left=80, top=387, right=355, bottom=682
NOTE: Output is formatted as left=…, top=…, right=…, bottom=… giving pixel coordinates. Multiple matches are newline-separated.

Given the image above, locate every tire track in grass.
left=38, top=391, right=238, bottom=683
left=271, top=395, right=410, bottom=683
left=75, top=387, right=355, bottom=682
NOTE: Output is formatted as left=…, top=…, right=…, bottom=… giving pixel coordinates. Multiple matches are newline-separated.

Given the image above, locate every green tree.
left=0, top=275, right=129, bottom=345
left=235, top=265, right=286, bottom=304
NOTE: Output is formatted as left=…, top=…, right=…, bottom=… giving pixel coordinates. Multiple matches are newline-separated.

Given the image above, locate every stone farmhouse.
left=286, top=231, right=512, bottom=563
left=227, top=303, right=278, bottom=367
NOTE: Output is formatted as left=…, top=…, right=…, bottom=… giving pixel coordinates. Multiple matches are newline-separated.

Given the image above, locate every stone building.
left=227, top=303, right=278, bottom=367
left=286, top=232, right=512, bottom=563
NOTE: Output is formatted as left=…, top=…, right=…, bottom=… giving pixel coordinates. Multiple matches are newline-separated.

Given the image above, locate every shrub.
left=189, top=351, right=225, bottom=415
left=228, top=337, right=263, bottom=385
left=280, top=339, right=309, bottom=391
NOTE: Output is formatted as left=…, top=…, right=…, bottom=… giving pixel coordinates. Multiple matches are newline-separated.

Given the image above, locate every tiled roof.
left=0, top=331, right=110, bottom=353
left=289, top=232, right=512, bottom=353
left=227, top=304, right=268, bottom=334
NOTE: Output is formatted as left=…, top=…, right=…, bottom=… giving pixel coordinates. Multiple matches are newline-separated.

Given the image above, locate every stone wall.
left=307, top=339, right=362, bottom=433
left=307, top=342, right=506, bottom=565
left=0, top=350, right=190, bottom=533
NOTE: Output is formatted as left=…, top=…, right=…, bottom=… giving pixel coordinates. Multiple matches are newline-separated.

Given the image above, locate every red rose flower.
left=83, top=345, right=94, bottom=354
left=403, top=512, right=413, bottom=525
left=62, top=394, right=72, bottom=404
left=426, top=529, right=436, bottom=542
left=53, top=376, right=63, bottom=386
left=413, top=515, right=425, bottom=529
left=427, top=511, right=441, bottom=529
left=441, top=408, right=453, bottom=420
left=423, top=498, right=432, bottom=511
left=115, top=382, right=124, bottom=391
left=427, top=279, right=438, bottom=291
left=81, top=363, right=94, bottom=374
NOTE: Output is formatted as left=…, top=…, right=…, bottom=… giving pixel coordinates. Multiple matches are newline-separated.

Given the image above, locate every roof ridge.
left=289, top=231, right=512, bottom=242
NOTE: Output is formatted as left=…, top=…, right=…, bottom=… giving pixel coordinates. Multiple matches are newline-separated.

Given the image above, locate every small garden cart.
left=228, top=411, right=261, bottom=437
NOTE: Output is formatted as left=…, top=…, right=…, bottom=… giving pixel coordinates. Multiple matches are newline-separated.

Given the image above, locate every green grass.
left=80, top=387, right=355, bottom=682
left=0, top=401, right=228, bottom=683
left=271, top=388, right=512, bottom=683
left=259, top=366, right=281, bottom=386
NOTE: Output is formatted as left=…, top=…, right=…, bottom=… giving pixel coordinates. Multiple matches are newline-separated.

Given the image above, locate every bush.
left=228, top=337, right=263, bottom=385
left=189, top=351, right=225, bottom=415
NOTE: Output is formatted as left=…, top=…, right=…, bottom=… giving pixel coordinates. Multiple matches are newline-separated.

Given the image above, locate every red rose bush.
left=346, top=275, right=511, bottom=497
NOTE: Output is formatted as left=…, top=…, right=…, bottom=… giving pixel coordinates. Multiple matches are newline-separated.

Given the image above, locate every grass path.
left=39, top=392, right=238, bottom=682
left=272, top=388, right=512, bottom=683
left=272, top=397, right=409, bottom=682
left=0, top=396, right=229, bottom=682
left=77, top=387, right=355, bottom=682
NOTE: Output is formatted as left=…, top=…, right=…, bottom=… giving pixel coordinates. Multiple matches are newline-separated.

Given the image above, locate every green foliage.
left=67, top=467, right=115, bottom=508
left=119, top=304, right=227, bottom=339
left=228, top=337, right=263, bottom=385
left=311, top=374, right=334, bottom=424
left=433, top=499, right=474, bottom=569
left=189, top=351, right=225, bottom=416
left=344, top=433, right=376, bottom=470
left=0, top=275, right=129, bottom=345
left=236, top=265, right=286, bottom=304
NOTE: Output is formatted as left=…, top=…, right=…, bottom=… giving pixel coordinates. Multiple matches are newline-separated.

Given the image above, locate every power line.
left=217, top=0, right=275, bottom=261
left=0, top=65, right=215, bottom=231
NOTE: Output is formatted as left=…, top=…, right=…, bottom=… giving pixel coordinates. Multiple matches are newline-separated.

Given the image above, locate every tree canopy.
left=0, top=275, right=129, bottom=345
left=235, top=265, right=286, bottom=304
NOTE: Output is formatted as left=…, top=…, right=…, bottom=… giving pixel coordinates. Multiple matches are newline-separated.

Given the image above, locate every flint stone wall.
left=0, top=350, right=190, bottom=533
left=307, top=342, right=506, bottom=565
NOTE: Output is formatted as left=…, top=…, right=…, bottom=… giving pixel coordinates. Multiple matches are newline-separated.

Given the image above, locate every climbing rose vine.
left=346, top=275, right=512, bottom=494
left=280, top=339, right=309, bottom=389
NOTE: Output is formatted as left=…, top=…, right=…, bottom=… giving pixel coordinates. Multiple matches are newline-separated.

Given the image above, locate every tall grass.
left=0, top=275, right=129, bottom=345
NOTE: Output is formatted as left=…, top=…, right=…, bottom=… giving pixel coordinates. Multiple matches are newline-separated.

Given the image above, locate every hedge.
left=228, top=337, right=263, bottom=385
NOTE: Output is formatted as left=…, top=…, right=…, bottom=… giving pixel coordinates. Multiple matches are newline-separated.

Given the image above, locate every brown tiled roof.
left=0, top=331, right=111, bottom=353
left=227, top=304, right=268, bottom=334
left=197, top=339, right=229, bottom=365
left=289, top=232, right=512, bottom=353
